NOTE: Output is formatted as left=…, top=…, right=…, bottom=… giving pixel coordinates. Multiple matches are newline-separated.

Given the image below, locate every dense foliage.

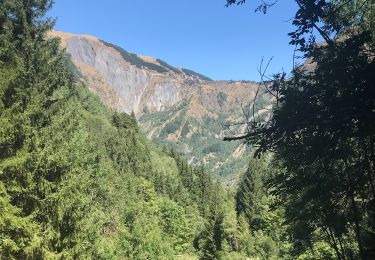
left=180, top=69, right=213, bottom=81
left=140, top=100, right=258, bottom=180
left=226, top=0, right=375, bottom=259
left=100, top=40, right=170, bottom=74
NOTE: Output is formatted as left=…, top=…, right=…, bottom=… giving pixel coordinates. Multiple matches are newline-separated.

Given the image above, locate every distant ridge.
left=100, top=40, right=212, bottom=81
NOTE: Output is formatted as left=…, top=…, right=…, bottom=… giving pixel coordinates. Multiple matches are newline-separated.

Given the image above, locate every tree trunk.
left=350, top=192, right=366, bottom=260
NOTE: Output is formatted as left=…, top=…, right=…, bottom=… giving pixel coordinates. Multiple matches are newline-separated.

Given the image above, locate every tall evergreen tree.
left=236, top=158, right=265, bottom=230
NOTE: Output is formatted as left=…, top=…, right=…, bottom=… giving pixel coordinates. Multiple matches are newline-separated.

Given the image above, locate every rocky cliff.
left=50, top=30, right=272, bottom=182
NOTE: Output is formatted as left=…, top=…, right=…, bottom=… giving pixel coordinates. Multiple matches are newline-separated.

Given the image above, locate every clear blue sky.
left=49, top=0, right=298, bottom=81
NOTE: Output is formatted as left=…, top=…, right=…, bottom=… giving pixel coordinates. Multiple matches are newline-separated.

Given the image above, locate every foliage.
left=226, top=0, right=375, bottom=259
left=217, top=92, right=227, bottom=106
left=234, top=158, right=292, bottom=259
left=181, top=68, right=213, bottom=81
left=140, top=104, right=254, bottom=179
left=156, top=58, right=182, bottom=74
left=100, top=40, right=169, bottom=73
left=236, top=158, right=266, bottom=230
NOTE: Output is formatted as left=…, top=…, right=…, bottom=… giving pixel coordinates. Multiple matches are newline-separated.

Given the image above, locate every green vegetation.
left=139, top=87, right=278, bottom=180
left=181, top=68, right=213, bottom=81
left=226, top=0, right=375, bottom=259
left=217, top=92, right=227, bottom=107
left=156, top=58, right=182, bottom=74
left=139, top=101, right=256, bottom=180
left=95, top=40, right=214, bottom=82
left=100, top=40, right=169, bottom=74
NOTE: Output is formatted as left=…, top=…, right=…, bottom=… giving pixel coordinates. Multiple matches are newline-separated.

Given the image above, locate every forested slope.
left=0, top=1, right=285, bottom=259
left=0, top=1, right=231, bottom=258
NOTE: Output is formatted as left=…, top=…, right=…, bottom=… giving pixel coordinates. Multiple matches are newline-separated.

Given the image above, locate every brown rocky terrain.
left=50, top=30, right=272, bottom=181
left=50, top=30, right=259, bottom=116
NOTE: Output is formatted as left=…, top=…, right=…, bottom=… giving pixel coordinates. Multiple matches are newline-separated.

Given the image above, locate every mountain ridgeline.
left=49, top=30, right=273, bottom=182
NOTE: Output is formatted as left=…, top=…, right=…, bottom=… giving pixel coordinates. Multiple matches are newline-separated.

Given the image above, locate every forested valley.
left=1, top=0, right=375, bottom=259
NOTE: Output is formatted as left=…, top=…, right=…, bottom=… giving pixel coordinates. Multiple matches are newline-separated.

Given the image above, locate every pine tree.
left=0, top=0, right=77, bottom=257
left=236, top=158, right=265, bottom=230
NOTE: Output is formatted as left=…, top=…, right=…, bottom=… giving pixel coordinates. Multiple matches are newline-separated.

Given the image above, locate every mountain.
left=50, top=30, right=272, bottom=182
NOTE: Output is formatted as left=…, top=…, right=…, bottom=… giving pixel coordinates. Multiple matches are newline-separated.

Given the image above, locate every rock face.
left=50, top=30, right=272, bottom=182
left=51, top=30, right=259, bottom=115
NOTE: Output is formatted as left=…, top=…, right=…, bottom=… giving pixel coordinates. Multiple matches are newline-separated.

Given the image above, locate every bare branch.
left=224, top=57, right=274, bottom=142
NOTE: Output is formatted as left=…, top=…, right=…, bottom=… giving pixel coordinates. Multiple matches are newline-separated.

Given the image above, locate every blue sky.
left=49, top=0, right=298, bottom=81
